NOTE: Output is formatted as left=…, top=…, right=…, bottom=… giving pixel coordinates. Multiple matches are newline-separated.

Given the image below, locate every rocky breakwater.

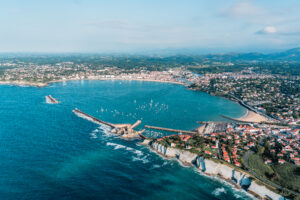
left=150, top=141, right=282, bottom=200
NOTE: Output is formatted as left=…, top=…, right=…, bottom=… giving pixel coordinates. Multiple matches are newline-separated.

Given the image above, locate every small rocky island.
left=45, top=95, right=59, bottom=104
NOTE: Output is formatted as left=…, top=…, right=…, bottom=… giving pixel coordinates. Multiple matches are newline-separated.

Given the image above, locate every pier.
left=73, top=108, right=115, bottom=128
left=73, top=108, right=145, bottom=139
left=144, top=125, right=197, bottom=135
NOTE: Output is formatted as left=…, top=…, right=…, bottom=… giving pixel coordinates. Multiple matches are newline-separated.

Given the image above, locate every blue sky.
left=0, top=0, right=299, bottom=53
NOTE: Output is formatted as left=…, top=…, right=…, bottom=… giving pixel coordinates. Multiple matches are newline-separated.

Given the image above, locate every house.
left=179, top=135, right=191, bottom=142
left=264, top=159, right=272, bottom=164
left=205, top=150, right=212, bottom=155
left=278, top=159, right=285, bottom=164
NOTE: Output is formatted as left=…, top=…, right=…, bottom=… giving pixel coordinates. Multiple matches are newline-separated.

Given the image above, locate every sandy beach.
left=0, top=77, right=186, bottom=88
left=0, top=80, right=47, bottom=87
left=236, top=110, right=268, bottom=123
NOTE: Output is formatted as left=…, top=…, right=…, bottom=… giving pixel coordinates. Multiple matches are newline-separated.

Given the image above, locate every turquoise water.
left=0, top=80, right=252, bottom=200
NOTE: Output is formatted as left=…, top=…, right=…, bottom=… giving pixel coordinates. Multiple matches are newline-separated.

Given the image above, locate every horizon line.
left=0, top=46, right=299, bottom=56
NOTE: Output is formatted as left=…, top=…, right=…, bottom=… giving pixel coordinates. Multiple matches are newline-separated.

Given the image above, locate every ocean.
left=0, top=80, right=253, bottom=200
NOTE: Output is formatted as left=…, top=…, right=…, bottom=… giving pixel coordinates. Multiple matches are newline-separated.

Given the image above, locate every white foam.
left=134, top=150, right=143, bottom=156
left=212, top=187, right=227, bottom=196
left=193, top=169, right=255, bottom=199
left=92, top=129, right=99, bottom=133
left=90, top=132, right=97, bottom=139
left=132, top=155, right=150, bottom=164
left=106, top=142, right=127, bottom=150
left=74, top=111, right=114, bottom=138
left=106, top=142, right=117, bottom=147
left=126, top=147, right=134, bottom=151
left=106, top=142, right=147, bottom=163
left=152, top=164, right=161, bottom=169
left=114, top=144, right=126, bottom=149
left=234, top=193, right=242, bottom=199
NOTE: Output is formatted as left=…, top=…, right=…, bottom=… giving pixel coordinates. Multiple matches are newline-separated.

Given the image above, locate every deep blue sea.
left=0, top=80, right=253, bottom=200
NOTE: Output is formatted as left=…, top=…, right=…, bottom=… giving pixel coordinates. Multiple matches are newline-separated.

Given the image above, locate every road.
left=243, top=151, right=300, bottom=197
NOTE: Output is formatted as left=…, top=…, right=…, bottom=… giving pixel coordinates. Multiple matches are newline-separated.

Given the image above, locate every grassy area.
left=248, top=153, right=300, bottom=196
left=247, top=153, right=275, bottom=179
left=272, top=162, right=300, bottom=193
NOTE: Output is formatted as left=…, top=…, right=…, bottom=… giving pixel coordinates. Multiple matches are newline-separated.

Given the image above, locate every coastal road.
left=243, top=151, right=300, bottom=197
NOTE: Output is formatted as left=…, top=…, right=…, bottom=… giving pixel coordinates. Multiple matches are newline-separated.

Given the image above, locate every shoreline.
left=235, top=110, right=268, bottom=123
left=1, top=78, right=287, bottom=199
left=145, top=141, right=283, bottom=200
left=0, top=78, right=273, bottom=124
left=0, top=77, right=258, bottom=125
left=0, top=77, right=186, bottom=88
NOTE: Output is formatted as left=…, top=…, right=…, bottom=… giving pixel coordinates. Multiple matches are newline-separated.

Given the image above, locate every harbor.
left=144, top=125, right=198, bottom=135
left=73, top=108, right=146, bottom=139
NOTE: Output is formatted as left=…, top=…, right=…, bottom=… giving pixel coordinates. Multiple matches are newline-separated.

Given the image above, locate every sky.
left=0, top=0, right=299, bottom=53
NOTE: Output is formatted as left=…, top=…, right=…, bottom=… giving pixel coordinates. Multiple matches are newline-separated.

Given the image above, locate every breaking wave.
left=98, top=124, right=114, bottom=137
left=106, top=142, right=143, bottom=155
left=106, top=142, right=149, bottom=164
left=132, top=155, right=150, bottom=164
left=212, top=187, right=227, bottom=196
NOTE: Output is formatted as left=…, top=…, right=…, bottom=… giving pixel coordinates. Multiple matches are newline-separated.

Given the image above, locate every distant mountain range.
left=1, top=47, right=300, bottom=63
left=211, top=47, right=300, bottom=62
left=142, top=47, right=300, bottom=62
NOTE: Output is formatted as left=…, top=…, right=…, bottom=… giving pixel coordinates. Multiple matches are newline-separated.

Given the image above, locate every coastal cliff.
left=150, top=142, right=282, bottom=200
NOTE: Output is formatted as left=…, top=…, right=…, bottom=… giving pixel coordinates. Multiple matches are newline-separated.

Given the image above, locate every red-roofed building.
left=179, top=135, right=191, bottom=142
left=278, top=159, right=285, bottom=164
left=265, top=159, right=272, bottom=164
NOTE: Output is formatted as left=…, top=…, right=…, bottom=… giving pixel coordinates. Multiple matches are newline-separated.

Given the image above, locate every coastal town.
left=1, top=56, right=300, bottom=199
left=1, top=58, right=299, bottom=124
left=1, top=0, right=300, bottom=200
left=154, top=121, right=299, bottom=194
left=190, top=70, right=300, bottom=125
left=0, top=60, right=188, bottom=86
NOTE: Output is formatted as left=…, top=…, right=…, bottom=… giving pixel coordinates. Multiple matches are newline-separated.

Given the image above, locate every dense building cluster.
left=157, top=123, right=299, bottom=166
left=156, top=122, right=300, bottom=193
left=191, top=71, right=300, bottom=124
left=0, top=61, right=203, bottom=86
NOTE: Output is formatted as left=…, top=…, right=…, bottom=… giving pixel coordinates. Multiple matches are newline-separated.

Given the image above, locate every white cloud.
left=256, top=26, right=300, bottom=36
left=258, top=26, right=277, bottom=34
left=224, top=1, right=264, bottom=18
